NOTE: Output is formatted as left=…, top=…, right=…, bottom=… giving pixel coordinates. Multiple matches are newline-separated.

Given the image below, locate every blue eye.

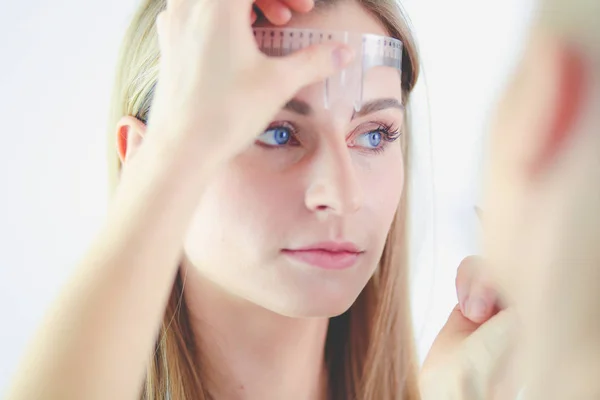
left=356, top=130, right=384, bottom=149
left=257, top=126, right=293, bottom=146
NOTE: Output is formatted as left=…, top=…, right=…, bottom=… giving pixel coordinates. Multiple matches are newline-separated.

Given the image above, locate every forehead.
left=255, top=1, right=403, bottom=111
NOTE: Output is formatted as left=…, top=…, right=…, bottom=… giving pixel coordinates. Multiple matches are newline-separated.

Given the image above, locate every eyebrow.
left=283, top=98, right=405, bottom=118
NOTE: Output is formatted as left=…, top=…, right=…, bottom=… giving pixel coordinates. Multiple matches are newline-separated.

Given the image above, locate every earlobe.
left=531, top=42, right=588, bottom=176
left=116, top=116, right=147, bottom=164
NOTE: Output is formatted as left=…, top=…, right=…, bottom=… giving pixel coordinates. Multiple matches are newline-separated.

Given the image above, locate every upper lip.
left=285, top=241, right=363, bottom=253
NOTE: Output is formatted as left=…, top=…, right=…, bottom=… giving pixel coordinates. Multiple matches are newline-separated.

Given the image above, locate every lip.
left=282, top=242, right=364, bottom=270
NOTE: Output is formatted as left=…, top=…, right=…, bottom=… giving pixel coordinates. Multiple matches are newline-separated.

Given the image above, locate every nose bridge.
left=304, top=133, right=363, bottom=214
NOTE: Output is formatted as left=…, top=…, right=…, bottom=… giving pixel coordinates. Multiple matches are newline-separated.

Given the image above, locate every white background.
left=0, top=0, right=535, bottom=393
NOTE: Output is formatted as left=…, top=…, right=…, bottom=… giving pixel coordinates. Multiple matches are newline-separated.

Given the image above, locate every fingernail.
left=280, top=7, right=292, bottom=22
left=460, top=295, right=468, bottom=315
left=333, top=47, right=354, bottom=69
left=467, top=298, right=488, bottom=321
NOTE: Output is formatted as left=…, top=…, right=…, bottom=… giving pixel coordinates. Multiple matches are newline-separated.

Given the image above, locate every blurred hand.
left=420, top=257, right=521, bottom=400
left=456, top=256, right=502, bottom=324
left=481, top=29, right=600, bottom=399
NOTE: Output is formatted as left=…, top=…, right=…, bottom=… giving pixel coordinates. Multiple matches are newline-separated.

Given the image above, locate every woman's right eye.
left=256, top=124, right=297, bottom=147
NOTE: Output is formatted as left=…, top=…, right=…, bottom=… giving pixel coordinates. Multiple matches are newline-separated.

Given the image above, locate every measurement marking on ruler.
left=252, top=28, right=404, bottom=111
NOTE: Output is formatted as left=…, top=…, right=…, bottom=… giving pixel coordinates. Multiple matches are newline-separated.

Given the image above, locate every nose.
left=304, top=139, right=363, bottom=215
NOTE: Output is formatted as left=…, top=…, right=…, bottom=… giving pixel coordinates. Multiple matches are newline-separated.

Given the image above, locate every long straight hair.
left=106, top=0, right=422, bottom=398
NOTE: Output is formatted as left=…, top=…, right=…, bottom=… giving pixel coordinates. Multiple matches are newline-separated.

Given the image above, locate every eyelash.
left=257, top=121, right=402, bottom=154
left=365, top=122, right=402, bottom=154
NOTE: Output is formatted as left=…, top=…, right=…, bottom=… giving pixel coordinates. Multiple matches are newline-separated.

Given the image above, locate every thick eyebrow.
left=282, top=98, right=405, bottom=118
left=352, top=98, right=405, bottom=119
left=283, top=98, right=312, bottom=116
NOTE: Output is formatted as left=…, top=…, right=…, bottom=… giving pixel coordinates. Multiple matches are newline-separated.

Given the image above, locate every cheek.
left=357, top=147, right=405, bottom=232
left=184, top=156, right=300, bottom=265
left=185, top=144, right=405, bottom=270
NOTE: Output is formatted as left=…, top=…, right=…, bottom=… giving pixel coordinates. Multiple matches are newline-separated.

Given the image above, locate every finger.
left=465, top=276, right=500, bottom=324
left=422, top=304, right=480, bottom=372
left=456, top=255, right=499, bottom=323
left=435, top=305, right=480, bottom=346
left=455, top=256, right=481, bottom=311
left=206, top=0, right=256, bottom=27
left=279, top=0, right=314, bottom=13
left=490, top=351, right=526, bottom=400
left=460, top=309, right=518, bottom=398
left=254, top=0, right=292, bottom=25
left=267, top=43, right=355, bottom=100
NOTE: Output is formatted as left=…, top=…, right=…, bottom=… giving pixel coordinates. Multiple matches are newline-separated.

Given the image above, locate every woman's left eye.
left=355, top=130, right=385, bottom=149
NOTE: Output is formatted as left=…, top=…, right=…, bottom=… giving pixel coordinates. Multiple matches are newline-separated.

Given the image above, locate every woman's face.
left=183, top=1, right=405, bottom=317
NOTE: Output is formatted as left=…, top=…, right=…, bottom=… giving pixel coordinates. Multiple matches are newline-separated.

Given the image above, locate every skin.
left=251, top=0, right=315, bottom=24
left=17, top=0, right=595, bottom=399
left=482, top=24, right=600, bottom=400
left=161, top=2, right=515, bottom=397
left=2, top=0, right=508, bottom=398
left=425, top=13, right=600, bottom=400
left=227, top=2, right=600, bottom=399
left=122, top=2, right=405, bottom=399
left=5, top=0, right=355, bottom=399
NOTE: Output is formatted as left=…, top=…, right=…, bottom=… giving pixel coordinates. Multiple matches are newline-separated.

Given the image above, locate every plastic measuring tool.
left=253, top=28, right=404, bottom=111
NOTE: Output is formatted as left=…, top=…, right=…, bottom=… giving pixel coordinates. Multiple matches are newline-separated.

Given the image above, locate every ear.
left=529, top=41, right=588, bottom=177
left=116, top=116, right=147, bottom=164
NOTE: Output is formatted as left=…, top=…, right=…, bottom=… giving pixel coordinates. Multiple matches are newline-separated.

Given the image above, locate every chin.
left=251, top=260, right=376, bottom=318
left=260, top=286, right=362, bottom=319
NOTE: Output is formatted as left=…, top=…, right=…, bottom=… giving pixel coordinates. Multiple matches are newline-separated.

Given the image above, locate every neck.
left=182, top=263, right=330, bottom=400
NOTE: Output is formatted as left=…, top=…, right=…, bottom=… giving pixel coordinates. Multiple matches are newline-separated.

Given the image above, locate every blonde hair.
left=106, top=0, right=421, bottom=398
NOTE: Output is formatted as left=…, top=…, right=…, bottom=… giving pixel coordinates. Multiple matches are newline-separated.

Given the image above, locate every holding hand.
left=145, top=0, right=354, bottom=167
left=421, top=257, right=521, bottom=400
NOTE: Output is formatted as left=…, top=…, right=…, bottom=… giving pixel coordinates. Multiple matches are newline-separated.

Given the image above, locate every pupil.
left=369, top=132, right=382, bottom=147
left=274, top=128, right=290, bottom=145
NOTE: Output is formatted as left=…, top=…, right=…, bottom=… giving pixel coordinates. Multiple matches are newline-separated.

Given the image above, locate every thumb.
left=422, top=306, right=520, bottom=399
left=459, top=309, right=519, bottom=398
left=268, top=43, right=355, bottom=100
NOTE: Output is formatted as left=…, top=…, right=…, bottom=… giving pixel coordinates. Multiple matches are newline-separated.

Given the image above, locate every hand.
left=420, top=257, right=521, bottom=400
left=455, top=256, right=502, bottom=324
left=480, top=30, right=600, bottom=398
left=146, top=0, right=354, bottom=165
left=251, top=0, right=315, bottom=25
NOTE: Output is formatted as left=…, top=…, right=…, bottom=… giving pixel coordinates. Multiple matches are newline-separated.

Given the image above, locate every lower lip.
left=282, top=249, right=361, bottom=270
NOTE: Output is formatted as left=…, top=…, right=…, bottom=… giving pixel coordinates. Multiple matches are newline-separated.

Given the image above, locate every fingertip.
left=280, top=6, right=292, bottom=23
left=455, top=255, right=487, bottom=304
left=466, top=291, right=499, bottom=323
left=332, top=45, right=355, bottom=69
left=459, top=295, right=468, bottom=317
left=288, top=0, right=314, bottom=13
left=256, top=1, right=292, bottom=25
